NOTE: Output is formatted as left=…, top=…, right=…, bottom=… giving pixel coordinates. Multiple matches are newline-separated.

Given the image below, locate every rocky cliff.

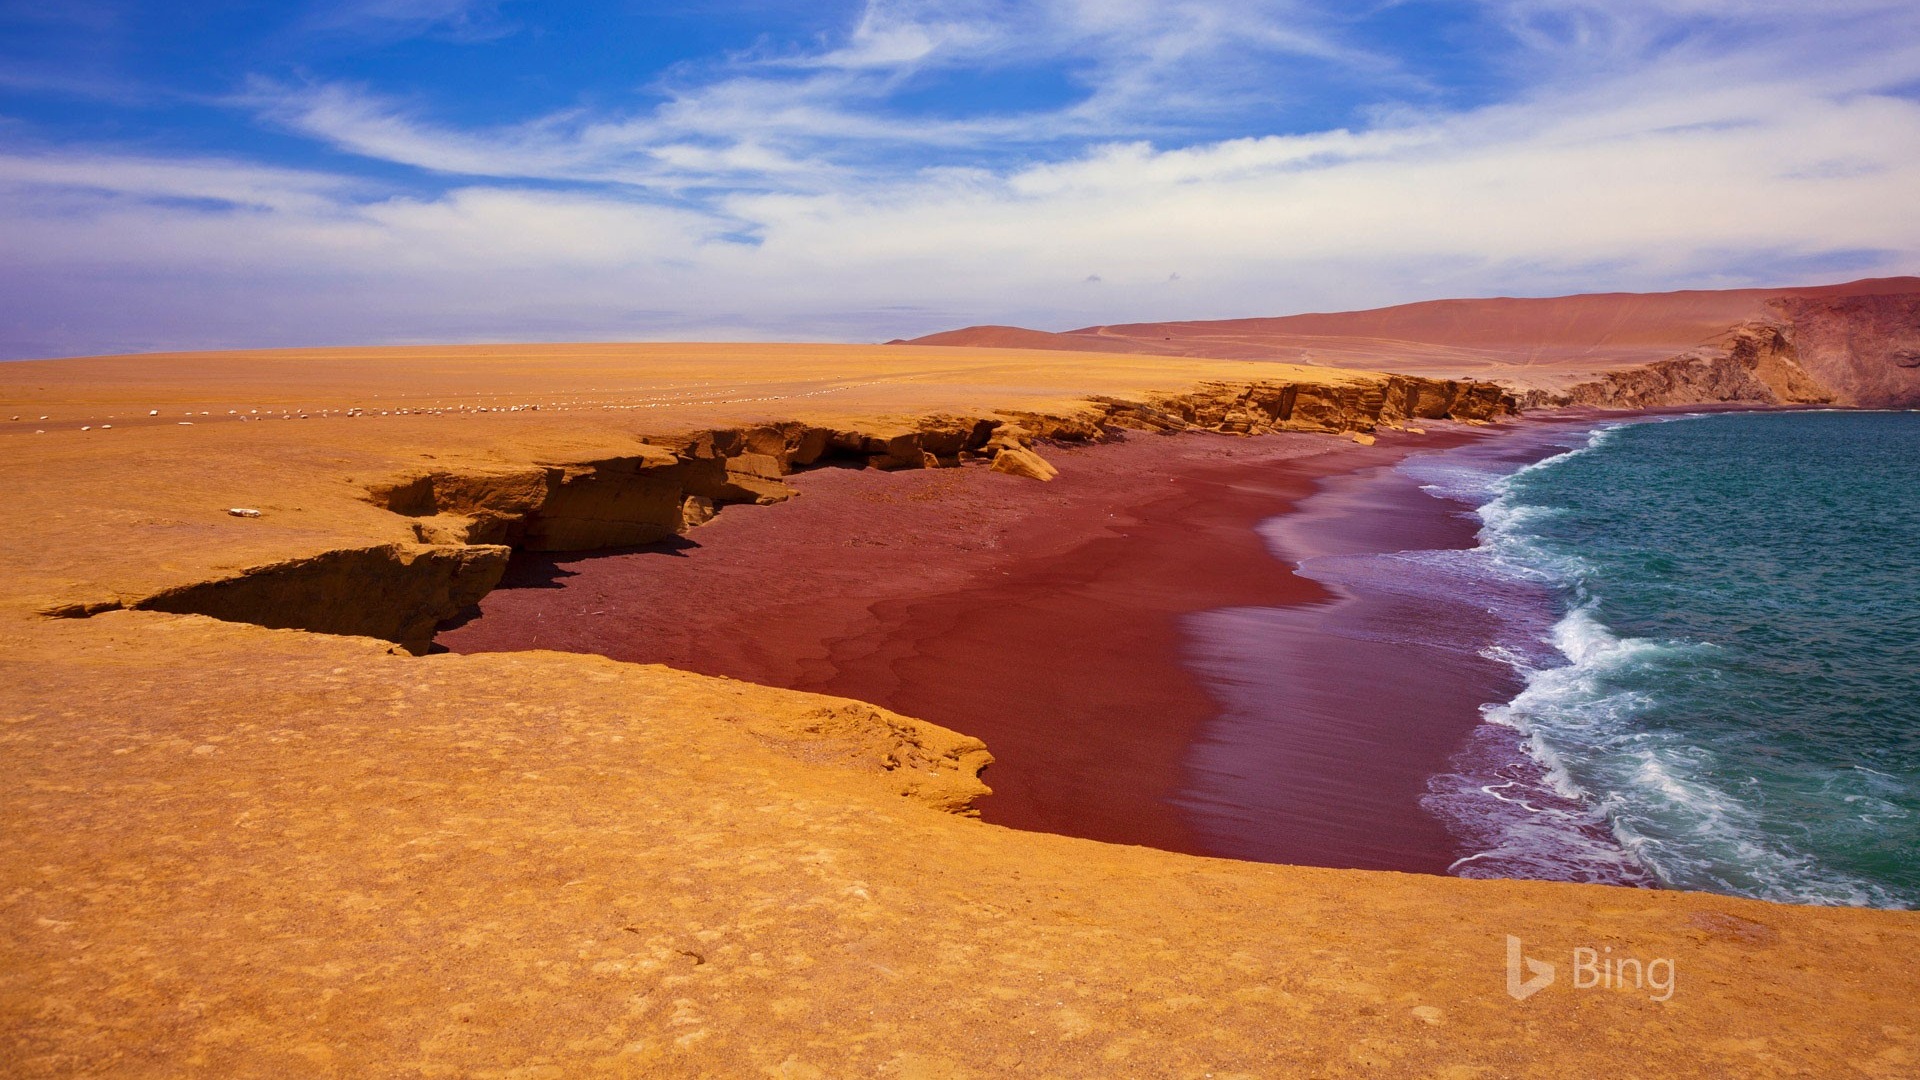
left=1771, top=291, right=1920, bottom=407
left=44, top=372, right=1514, bottom=653
left=1535, top=291, right=1920, bottom=410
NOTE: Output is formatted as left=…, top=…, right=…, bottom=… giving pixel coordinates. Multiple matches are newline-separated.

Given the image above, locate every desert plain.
left=5, top=281, right=1920, bottom=1077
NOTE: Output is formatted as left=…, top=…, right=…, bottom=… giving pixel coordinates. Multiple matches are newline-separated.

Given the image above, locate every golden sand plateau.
left=1, top=343, right=1471, bottom=622
left=3, top=343, right=1917, bottom=1077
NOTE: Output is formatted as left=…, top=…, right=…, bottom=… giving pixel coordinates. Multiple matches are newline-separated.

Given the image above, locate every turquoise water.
left=1432, top=412, right=1920, bottom=907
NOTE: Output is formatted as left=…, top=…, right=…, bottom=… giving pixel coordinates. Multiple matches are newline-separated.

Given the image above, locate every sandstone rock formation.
left=1771, top=290, right=1920, bottom=407
left=989, top=445, right=1059, bottom=481
left=1540, top=321, right=1834, bottom=410
left=1542, top=292, right=1920, bottom=410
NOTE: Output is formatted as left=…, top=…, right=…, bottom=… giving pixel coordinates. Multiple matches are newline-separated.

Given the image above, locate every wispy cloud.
left=254, top=0, right=1394, bottom=190
left=0, top=152, right=361, bottom=211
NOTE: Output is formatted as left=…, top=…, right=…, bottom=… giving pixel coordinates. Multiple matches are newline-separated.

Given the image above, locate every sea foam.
left=1419, top=415, right=1919, bottom=908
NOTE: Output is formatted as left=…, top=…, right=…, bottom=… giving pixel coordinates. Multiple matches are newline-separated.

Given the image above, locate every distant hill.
left=902, top=277, right=1920, bottom=407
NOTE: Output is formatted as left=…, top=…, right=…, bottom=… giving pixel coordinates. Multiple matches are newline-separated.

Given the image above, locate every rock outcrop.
left=1107, top=375, right=1513, bottom=435
left=1534, top=292, right=1920, bottom=410
left=1539, top=321, right=1832, bottom=410
left=1770, top=291, right=1920, bottom=408
left=990, top=445, right=1060, bottom=481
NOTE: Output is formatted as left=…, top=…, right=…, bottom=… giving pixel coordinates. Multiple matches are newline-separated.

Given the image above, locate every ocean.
left=1400, top=411, right=1920, bottom=908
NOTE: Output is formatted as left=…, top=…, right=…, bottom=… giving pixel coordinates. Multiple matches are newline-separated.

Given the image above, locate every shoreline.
left=441, top=421, right=1557, bottom=870
left=1426, top=410, right=1920, bottom=906
left=1177, top=444, right=1518, bottom=872
left=1176, top=417, right=1624, bottom=875
left=435, top=399, right=1868, bottom=878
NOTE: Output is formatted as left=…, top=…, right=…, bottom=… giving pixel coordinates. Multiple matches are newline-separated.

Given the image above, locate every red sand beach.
left=440, top=426, right=1521, bottom=869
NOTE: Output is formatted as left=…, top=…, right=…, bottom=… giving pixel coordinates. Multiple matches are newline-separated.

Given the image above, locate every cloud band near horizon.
left=1, top=0, right=1917, bottom=359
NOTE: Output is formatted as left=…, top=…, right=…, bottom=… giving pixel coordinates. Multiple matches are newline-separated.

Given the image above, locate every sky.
left=2, top=1, right=1918, bottom=359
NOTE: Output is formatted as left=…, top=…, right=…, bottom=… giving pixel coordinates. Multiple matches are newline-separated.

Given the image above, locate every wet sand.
left=1178, top=426, right=1592, bottom=872
left=440, top=426, right=1507, bottom=867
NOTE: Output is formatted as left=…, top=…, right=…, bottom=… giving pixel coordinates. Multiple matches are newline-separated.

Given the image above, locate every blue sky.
left=2, top=1, right=1918, bottom=358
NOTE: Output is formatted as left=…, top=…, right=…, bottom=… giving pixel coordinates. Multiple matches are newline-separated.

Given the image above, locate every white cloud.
left=0, top=152, right=361, bottom=212
left=3, top=0, right=1919, bottom=357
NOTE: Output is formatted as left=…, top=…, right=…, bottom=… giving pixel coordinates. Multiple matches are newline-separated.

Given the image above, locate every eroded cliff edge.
left=1534, top=291, right=1920, bottom=410
left=41, top=372, right=1515, bottom=655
